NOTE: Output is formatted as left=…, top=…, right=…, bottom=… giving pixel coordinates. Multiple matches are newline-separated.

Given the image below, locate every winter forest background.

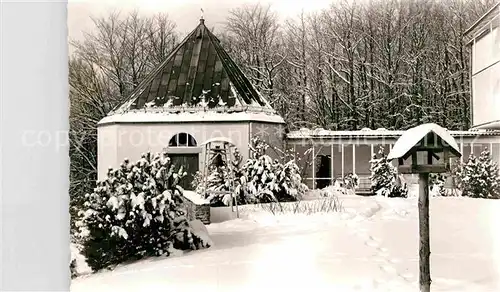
left=69, top=0, right=496, bottom=223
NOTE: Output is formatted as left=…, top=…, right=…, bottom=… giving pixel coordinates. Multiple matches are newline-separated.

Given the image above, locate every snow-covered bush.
left=70, top=243, right=91, bottom=278
left=70, top=258, right=78, bottom=278
left=316, top=181, right=350, bottom=197
left=454, top=148, right=500, bottom=199
left=346, top=173, right=359, bottom=189
left=428, top=173, right=461, bottom=197
left=340, top=173, right=359, bottom=191
left=312, top=174, right=358, bottom=197
left=369, top=146, right=408, bottom=198
left=429, top=173, right=446, bottom=196
left=193, top=138, right=308, bottom=206
left=191, top=148, right=243, bottom=206
left=76, top=152, right=211, bottom=272
left=241, top=138, right=307, bottom=203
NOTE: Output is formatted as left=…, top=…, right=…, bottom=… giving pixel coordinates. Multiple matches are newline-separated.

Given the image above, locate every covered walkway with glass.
left=286, top=128, right=500, bottom=192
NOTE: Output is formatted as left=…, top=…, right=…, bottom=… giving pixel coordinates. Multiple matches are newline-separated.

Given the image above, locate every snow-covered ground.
left=71, top=195, right=500, bottom=292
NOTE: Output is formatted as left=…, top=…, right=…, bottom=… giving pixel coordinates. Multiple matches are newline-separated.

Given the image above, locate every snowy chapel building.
left=98, top=9, right=500, bottom=192
left=97, top=18, right=286, bottom=189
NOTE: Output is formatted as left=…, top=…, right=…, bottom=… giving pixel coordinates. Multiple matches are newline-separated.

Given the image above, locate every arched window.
left=168, top=133, right=197, bottom=147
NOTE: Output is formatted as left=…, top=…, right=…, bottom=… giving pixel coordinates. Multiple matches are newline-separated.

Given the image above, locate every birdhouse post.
left=387, top=124, right=461, bottom=292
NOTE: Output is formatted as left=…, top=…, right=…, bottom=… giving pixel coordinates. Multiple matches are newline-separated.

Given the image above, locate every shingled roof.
left=112, top=18, right=275, bottom=115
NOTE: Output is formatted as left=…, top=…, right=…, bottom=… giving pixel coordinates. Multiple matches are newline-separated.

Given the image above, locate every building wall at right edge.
left=471, top=13, right=500, bottom=128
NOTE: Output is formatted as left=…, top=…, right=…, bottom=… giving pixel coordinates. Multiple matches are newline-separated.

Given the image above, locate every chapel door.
left=169, top=154, right=199, bottom=190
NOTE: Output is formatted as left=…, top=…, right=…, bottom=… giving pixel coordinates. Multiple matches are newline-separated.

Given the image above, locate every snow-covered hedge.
left=369, top=146, right=408, bottom=198
left=75, top=152, right=211, bottom=272
left=454, top=148, right=500, bottom=199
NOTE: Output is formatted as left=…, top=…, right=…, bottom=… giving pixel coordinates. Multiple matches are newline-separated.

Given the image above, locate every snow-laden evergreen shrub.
left=429, top=173, right=446, bottom=196
left=454, top=148, right=500, bottom=199
left=193, top=138, right=307, bottom=205
left=317, top=181, right=350, bottom=197
left=241, top=154, right=280, bottom=203
left=191, top=148, right=244, bottom=206
left=342, top=173, right=359, bottom=190
left=76, top=152, right=211, bottom=272
left=241, top=138, right=307, bottom=203
left=369, top=146, right=408, bottom=198
left=70, top=258, right=78, bottom=278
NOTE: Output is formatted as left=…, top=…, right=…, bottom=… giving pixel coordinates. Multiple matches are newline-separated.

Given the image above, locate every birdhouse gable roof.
left=387, top=123, right=462, bottom=160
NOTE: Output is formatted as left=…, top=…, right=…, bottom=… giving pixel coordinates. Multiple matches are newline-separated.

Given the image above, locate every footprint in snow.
left=380, top=264, right=398, bottom=274
left=365, top=237, right=380, bottom=248
left=400, top=272, right=414, bottom=281
left=372, top=278, right=387, bottom=288
left=377, top=249, right=390, bottom=257
left=373, top=256, right=390, bottom=263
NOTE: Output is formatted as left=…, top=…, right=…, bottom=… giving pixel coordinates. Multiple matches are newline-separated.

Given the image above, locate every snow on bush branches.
left=369, top=146, right=408, bottom=198
left=240, top=137, right=308, bottom=203
left=75, top=152, right=211, bottom=272
left=192, top=148, right=244, bottom=206
left=193, top=137, right=308, bottom=206
left=454, top=148, right=500, bottom=199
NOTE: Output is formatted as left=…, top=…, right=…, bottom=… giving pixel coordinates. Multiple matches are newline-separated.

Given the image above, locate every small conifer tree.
left=369, top=146, right=408, bottom=198
left=455, top=148, right=500, bottom=199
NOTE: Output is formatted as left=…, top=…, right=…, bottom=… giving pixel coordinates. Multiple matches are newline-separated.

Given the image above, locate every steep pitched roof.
left=111, top=18, right=275, bottom=114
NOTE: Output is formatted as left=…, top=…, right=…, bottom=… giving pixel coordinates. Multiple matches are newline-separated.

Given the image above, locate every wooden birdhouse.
left=388, top=123, right=462, bottom=174
left=387, top=123, right=463, bottom=292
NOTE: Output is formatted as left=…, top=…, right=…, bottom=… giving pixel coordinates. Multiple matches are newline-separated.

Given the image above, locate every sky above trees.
left=68, top=0, right=332, bottom=41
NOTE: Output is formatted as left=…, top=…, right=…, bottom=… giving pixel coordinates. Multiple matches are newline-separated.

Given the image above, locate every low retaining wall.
left=182, top=193, right=211, bottom=225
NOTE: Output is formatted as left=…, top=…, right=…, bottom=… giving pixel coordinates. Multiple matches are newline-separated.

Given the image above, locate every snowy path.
left=345, top=196, right=500, bottom=291
left=359, top=197, right=500, bottom=291
left=71, top=196, right=500, bottom=292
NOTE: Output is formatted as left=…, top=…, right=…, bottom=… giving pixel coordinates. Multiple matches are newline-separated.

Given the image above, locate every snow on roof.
left=112, top=18, right=276, bottom=114
left=387, top=123, right=461, bottom=160
left=286, top=127, right=500, bottom=139
left=472, top=120, right=500, bottom=130
left=98, top=109, right=285, bottom=126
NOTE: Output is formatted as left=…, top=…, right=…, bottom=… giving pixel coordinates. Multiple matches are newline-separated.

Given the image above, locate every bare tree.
left=222, top=3, right=284, bottom=100
left=263, top=0, right=496, bottom=131
left=278, top=11, right=311, bottom=129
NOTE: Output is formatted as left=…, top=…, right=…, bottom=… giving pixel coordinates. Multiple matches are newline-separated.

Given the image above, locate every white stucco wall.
left=472, top=26, right=500, bottom=128
left=472, top=27, right=500, bottom=73
left=97, top=122, right=250, bottom=180
left=97, top=124, right=118, bottom=180
left=472, top=62, right=500, bottom=127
